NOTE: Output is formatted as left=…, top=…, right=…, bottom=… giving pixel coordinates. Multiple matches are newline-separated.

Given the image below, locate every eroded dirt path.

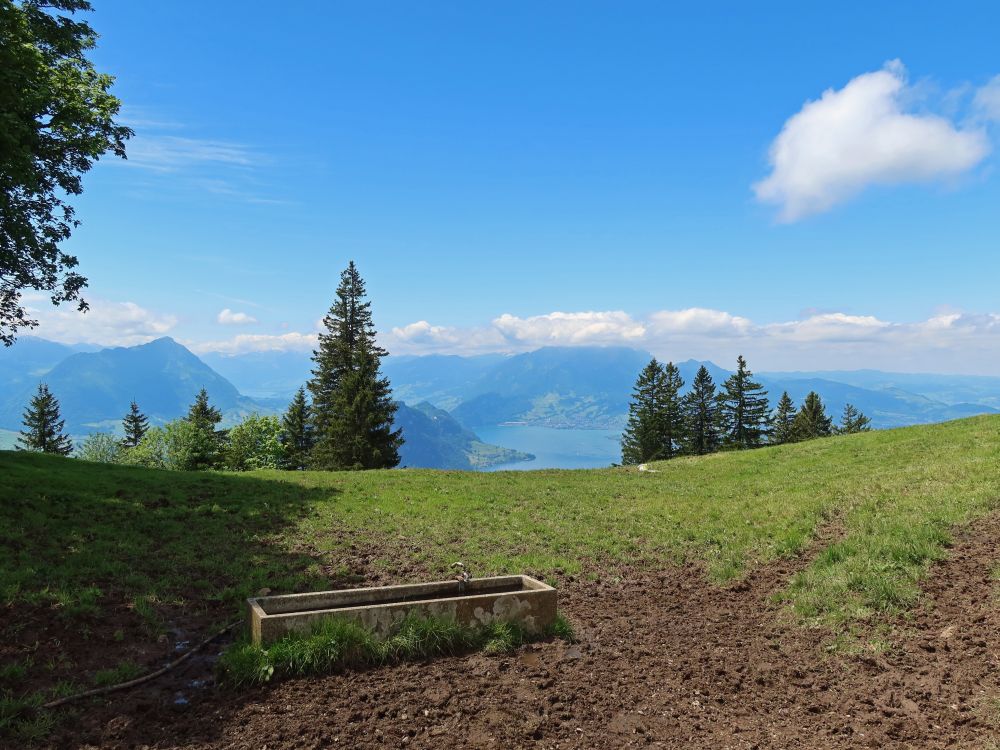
left=55, top=515, right=1000, bottom=749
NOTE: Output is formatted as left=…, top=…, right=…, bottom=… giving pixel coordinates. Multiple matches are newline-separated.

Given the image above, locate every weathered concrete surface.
left=246, top=575, right=557, bottom=646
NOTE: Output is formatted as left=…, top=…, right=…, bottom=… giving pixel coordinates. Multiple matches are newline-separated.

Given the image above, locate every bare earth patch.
left=44, top=514, right=1000, bottom=749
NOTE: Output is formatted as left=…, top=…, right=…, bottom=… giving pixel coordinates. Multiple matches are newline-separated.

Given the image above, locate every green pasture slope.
left=2, top=415, right=999, bottom=633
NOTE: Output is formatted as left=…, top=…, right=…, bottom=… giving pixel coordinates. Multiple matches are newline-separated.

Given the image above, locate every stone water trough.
left=246, top=575, right=557, bottom=646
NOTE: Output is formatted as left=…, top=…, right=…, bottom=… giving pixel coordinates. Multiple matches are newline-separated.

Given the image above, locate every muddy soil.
left=28, top=515, right=1000, bottom=749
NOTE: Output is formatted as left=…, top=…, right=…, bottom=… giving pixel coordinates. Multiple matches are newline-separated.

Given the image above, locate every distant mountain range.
left=0, top=337, right=532, bottom=469
left=2, top=337, right=997, bottom=463
left=201, top=345, right=999, bottom=431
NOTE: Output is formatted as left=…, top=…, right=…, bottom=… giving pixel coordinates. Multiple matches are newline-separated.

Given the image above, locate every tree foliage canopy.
left=681, top=365, right=721, bottom=455
left=17, top=381, right=71, bottom=454
left=719, top=355, right=770, bottom=449
left=837, top=403, right=872, bottom=435
left=792, top=391, right=833, bottom=440
left=308, top=261, right=402, bottom=470
left=0, top=0, right=131, bottom=344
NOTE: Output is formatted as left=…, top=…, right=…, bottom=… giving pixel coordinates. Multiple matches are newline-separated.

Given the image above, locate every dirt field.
left=26, top=514, right=1000, bottom=749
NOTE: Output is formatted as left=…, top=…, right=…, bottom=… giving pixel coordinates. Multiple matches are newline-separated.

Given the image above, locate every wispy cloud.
left=973, top=74, right=1000, bottom=122
left=107, top=106, right=284, bottom=204
left=189, top=332, right=318, bottom=356
left=124, top=135, right=256, bottom=173
left=754, top=61, right=994, bottom=221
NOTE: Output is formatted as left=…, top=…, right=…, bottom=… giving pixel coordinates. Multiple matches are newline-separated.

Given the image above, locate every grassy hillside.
left=2, top=416, right=998, bottom=631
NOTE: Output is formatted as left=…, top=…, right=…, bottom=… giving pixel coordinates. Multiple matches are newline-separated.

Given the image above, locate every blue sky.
left=26, top=1, right=1000, bottom=372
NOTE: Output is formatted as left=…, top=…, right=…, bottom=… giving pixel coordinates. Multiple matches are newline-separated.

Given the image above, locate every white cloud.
left=28, top=294, right=1000, bottom=373
left=378, top=306, right=1000, bottom=373
left=21, top=294, right=177, bottom=347
left=217, top=308, right=258, bottom=325
left=974, top=74, right=1000, bottom=121
left=647, top=308, right=752, bottom=337
left=189, top=332, right=318, bottom=356
left=389, top=320, right=508, bottom=354
left=754, top=61, right=991, bottom=221
left=493, top=311, right=646, bottom=345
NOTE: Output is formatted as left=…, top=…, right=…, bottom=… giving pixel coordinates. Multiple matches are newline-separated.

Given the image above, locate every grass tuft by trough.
left=219, top=613, right=577, bottom=687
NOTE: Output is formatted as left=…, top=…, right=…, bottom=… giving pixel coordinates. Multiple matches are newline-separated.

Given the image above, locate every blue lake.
left=475, top=425, right=622, bottom=471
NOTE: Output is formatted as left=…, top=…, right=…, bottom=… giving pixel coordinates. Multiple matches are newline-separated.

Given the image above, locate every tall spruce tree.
left=308, top=261, right=402, bottom=470
left=185, top=388, right=223, bottom=469
left=719, top=355, right=770, bottom=449
left=281, top=387, right=314, bottom=470
left=837, top=403, right=872, bottom=434
left=661, top=361, right=685, bottom=460
left=681, top=365, right=721, bottom=455
left=121, top=400, right=149, bottom=448
left=792, top=391, right=833, bottom=440
left=17, top=383, right=72, bottom=455
left=771, top=391, right=797, bottom=445
left=621, top=358, right=668, bottom=464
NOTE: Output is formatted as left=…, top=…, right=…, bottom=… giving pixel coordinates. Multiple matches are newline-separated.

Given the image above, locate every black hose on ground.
left=41, top=619, right=243, bottom=709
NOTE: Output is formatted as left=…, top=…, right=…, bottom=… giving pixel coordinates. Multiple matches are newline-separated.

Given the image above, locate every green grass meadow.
left=2, top=415, right=999, bottom=631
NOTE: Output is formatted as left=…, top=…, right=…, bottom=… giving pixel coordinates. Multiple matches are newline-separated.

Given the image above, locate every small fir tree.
left=17, top=383, right=72, bottom=455
left=184, top=388, right=223, bottom=469
left=681, top=365, right=721, bottom=455
left=792, top=391, right=833, bottom=440
left=308, top=261, right=402, bottom=470
left=771, top=391, right=798, bottom=445
left=187, top=388, right=222, bottom=430
left=281, top=387, right=314, bottom=470
left=621, top=358, right=668, bottom=464
left=719, top=355, right=770, bottom=449
left=121, top=400, right=149, bottom=448
left=837, top=403, right=872, bottom=434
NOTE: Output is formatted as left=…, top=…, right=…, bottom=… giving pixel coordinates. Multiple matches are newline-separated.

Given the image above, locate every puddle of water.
left=173, top=692, right=189, bottom=706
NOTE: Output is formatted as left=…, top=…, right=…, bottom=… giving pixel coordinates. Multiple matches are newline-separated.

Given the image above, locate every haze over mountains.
left=1, top=336, right=998, bottom=468
left=197, top=345, right=1000, bottom=432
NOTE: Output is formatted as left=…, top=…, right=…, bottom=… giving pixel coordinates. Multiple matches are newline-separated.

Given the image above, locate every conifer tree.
left=184, top=388, right=223, bottom=469
left=719, top=355, right=770, bottom=449
left=621, top=358, right=668, bottom=464
left=792, top=391, right=833, bottom=440
left=681, top=365, right=721, bottom=455
left=121, top=400, right=149, bottom=449
left=771, top=391, right=798, bottom=445
left=661, top=361, right=685, bottom=460
left=308, top=261, right=402, bottom=470
left=281, top=387, right=314, bottom=470
left=17, top=383, right=72, bottom=455
left=837, top=403, right=872, bottom=434
left=187, top=388, right=222, bottom=430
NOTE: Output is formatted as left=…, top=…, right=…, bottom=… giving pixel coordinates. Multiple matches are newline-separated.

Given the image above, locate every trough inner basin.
left=259, top=579, right=527, bottom=614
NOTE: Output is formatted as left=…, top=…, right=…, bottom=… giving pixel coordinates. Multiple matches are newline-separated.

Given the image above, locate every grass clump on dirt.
left=0, top=691, right=53, bottom=745
left=219, top=613, right=576, bottom=687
